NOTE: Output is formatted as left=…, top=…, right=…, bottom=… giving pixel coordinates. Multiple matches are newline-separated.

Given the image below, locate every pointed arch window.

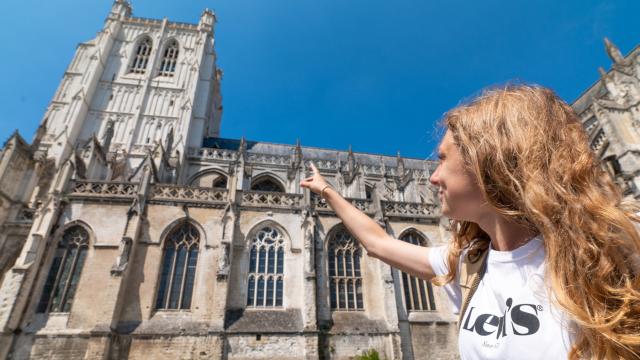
left=251, top=176, right=284, bottom=193
left=155, top=222, right=200, bottom=310
left=328, top=227, right=363, bottom=311
left=212, top=174, right=228, bottom=189
left=158, top=39, right=179, bottom=77
left=37, top=226, right=90, bottom=313
left=129, top=37, right=152, bottom=74
left=400, top=231, right=436, bottom=311
left=247, top=226, right=284, bottom=307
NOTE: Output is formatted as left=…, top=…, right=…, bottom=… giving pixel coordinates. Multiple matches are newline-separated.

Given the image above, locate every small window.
left=158, top=40, right=179, bottom=77
left=365, top=184, right=374, bottom=200
left=251, top=176, right=284, bottom=193
left=129, top=37, right=152, bottom=74
left=212, top=176, right=228, bottom=189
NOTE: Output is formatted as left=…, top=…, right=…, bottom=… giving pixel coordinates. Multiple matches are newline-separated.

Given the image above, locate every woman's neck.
left=476, top=214, right=537, bottom=251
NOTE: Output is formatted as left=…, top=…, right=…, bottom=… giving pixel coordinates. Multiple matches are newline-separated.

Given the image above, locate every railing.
left=150, top=184, right=228, bottom=204
left=313, top=196, right=373, bottom=214
left=68, top=180, right=138, bottom=199
left=188, top=147, right=237, bottom=161
left=240, top=191, right=302, bottom=209
left=381, top=201, right=438, bottom=219
left=247, top=153, right=291, bottom=166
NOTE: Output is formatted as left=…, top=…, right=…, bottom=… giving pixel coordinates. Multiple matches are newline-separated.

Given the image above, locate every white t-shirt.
left=428, top=236, right=576, bottom=360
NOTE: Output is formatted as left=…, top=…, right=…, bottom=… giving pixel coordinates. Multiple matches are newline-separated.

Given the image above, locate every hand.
left=300, top=162, right=330, bottom=195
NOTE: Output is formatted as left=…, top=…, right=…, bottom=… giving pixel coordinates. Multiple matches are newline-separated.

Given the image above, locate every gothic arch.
left=250, top=173, right=285, bottom=192
left=325, top=223, right=364, bottom=311
left=396, top=229, right=436, bottom=312
left=397, top=228, right=430, bottom=246
left=244, top=220, right=289, bottom=307
left=35, top=220, right=94, bottom=313
left=53, top=219, right=96, bottom=247
left=157, top=38, right=180, bottom=77
left=154, top=219, right=203, bottom=310
left=128, top=35, right=153, bottom=74
left=158, top=217, right=207, bottom=248
left=244, top=219, right=291, bottom=249
left=188, top=168, right=228, bottom=189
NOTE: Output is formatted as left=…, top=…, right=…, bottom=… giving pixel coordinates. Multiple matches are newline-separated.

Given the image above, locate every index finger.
left=309, top=161, right=319, bottom=175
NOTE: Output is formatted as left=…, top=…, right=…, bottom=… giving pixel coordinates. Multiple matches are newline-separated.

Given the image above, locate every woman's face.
left=429, top=130, right=486, bottom=222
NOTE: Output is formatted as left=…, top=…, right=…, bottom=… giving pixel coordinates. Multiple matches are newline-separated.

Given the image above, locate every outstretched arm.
left=300, top=163, right=437, bottom=281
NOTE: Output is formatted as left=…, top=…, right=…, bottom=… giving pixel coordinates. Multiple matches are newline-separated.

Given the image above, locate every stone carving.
left=338, top=146, right=359, bottom=186
left=73, top=150, right=87, bottom=179
left=109, top=149, right=128, bottom=181
left=247, top=153, right=291, bottom=166
left=605, top=38, right=632, bottom=67
left=241, top=191, right=302, bottom=208
left=111, top=236, right=132, bottom=275
left=68, top=180, right=138, bottom=198
left=287, top=140, right=303, bottom=181
left=217, top=241, right=230, bottom=279
left=16, top=207, right=35, bottom=222
left=395, top=152, right=413, bottom=192
left=150, top=184, right=228, bottom=204
left=381, top=200, right=439, bottom=219
left=312, top=196, right=372, bottom=214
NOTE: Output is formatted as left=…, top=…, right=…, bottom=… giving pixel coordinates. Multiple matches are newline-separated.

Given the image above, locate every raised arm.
left=300, top=162, right=437, bottom=281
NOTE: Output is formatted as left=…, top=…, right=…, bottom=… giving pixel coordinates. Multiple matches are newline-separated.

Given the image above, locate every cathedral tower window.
left=128, top=37, right=153, bottom=74
left=158, top=39, right=179, bottom=77
left=328, top=226, right=364, bottom=311
left=155, top=222, right=200, bottom=310
left=247, top=226, right=285, bottom=307
left=399, top=231, right=436, bottom=311
left=36, top=226, right=90, bottom=313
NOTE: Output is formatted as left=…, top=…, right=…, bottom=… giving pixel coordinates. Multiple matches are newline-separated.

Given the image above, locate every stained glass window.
left=328, top=227, right=364, bottom=311
left=155, top=222, right=200, bottom=310
left=247, top=226, right=284, bottom=307
left=36, top=226, right=89, bottom=313
left=400, top=232, right=436, bottom=311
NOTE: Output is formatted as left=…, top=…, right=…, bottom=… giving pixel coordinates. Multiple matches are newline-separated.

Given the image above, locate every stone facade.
left=0, top=1, right=638, bottom=359
left=573, top=39, right=640, bottom=199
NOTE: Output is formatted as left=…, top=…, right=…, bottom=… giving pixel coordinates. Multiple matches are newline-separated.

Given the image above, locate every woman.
left=300, top=85, right=640, bottom=359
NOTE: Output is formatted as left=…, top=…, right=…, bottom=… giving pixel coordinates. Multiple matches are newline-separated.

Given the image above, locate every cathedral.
left=0, top=1, right=638, bottom=359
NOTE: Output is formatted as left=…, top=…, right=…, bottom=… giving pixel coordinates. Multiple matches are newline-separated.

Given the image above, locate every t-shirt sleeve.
left=428, top=244, right=463, bottom=314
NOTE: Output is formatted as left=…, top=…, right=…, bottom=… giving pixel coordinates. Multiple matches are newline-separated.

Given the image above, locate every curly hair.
left=432, top=84, right=640, bottom=359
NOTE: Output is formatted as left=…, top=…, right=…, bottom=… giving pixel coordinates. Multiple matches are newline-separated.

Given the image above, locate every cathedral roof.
left=202, top=137, right=436, bottom=171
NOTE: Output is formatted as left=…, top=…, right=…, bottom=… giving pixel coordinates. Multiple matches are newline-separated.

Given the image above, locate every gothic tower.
left=36, top=0, right=222, bottom=181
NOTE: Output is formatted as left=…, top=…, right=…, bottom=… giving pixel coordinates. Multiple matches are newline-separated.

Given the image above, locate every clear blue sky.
left=1, top=0, right=639, bottom=160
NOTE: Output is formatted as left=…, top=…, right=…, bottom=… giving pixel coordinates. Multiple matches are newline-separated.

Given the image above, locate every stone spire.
left=598, top=66, right=619, bottom=98
left=110, top=0, right=132, bottom=19
left=199, top=8, right=216, bottom=32
left=604, top=37, right=625, bottom=65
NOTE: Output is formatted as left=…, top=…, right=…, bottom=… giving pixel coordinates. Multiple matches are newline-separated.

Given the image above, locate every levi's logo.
left=462, top=297, right=542, bottom=340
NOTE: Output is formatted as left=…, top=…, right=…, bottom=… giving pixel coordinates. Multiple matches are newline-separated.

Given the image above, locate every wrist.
left=320, top=184, right=333, bottom=199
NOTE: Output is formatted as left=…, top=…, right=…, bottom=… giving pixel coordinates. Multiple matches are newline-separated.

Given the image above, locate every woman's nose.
left=429, top=166, right=440, bottom=186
